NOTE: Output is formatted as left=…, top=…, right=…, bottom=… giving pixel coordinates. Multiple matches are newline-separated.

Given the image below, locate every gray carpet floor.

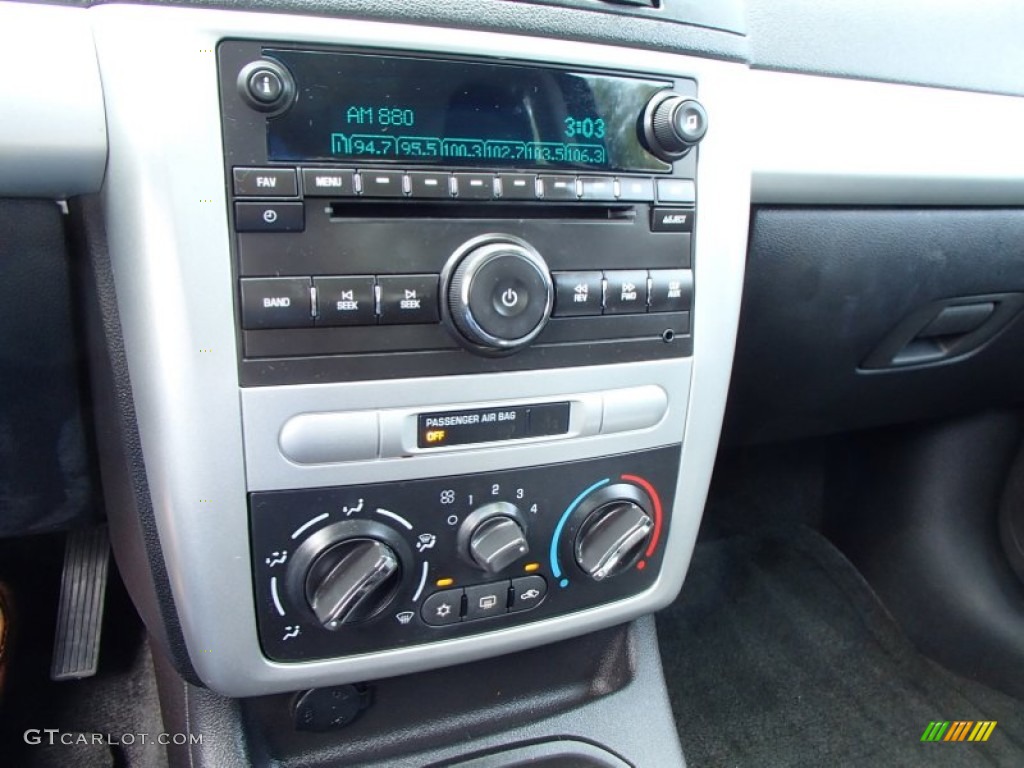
left=657, top=528, right=1024, bottom=768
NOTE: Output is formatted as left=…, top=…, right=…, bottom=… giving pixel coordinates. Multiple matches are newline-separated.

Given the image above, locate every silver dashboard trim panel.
left=750, top=69, right=1024, bottom=205
left=0, top=2, right=107, bottom=198
left=90, top=4, right=750, bottom=697
left=247, top=382, right=668, bottom=484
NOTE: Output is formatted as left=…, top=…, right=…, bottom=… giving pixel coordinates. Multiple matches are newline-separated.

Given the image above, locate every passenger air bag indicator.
left=417, top=402, right=570, bottom=448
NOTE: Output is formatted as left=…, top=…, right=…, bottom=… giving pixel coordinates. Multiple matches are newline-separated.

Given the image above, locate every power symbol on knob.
left=501, top=289, right=518, bottom=308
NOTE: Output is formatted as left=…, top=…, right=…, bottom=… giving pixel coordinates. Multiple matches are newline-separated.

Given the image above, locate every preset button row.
left=241, top=274, right=439, bottom=330
left=226, top=166, right=697, bottom=204
left=553, top=269, right=693, bottom=317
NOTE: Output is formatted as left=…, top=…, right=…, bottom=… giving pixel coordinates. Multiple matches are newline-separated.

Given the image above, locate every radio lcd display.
left=264, top=50, right=672, bottom=172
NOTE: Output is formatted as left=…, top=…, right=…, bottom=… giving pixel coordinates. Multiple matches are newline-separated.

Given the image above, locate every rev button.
left=553, top=271, right=603, bottom=317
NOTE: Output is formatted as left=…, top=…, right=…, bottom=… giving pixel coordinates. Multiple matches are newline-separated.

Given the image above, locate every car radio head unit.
left=219, top=40, right=705, bottom=389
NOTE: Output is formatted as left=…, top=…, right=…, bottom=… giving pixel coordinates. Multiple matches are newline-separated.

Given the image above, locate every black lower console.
left=250, top=448, right=679, bottom=661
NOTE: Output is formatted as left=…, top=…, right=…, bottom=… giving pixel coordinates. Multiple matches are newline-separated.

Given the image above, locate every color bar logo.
left=921, top=721, right=997, bottom=742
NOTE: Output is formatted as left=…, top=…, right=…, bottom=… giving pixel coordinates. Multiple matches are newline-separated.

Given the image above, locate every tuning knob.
left=459, top=501, right=530, bottom=574
left=642, top=93, right=708, bottom=161
left=304, top=538, right=401, bottom=629
left=574, top=485, right=654, bottom=581
left=444, top=236, right=553, bottom=354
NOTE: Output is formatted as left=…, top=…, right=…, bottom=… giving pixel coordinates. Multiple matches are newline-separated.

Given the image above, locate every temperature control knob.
left=642, top=93, right=708, bottom=161
left=444, top=236, right=554, bottom=354
left=304, top=538, right=401, bottom=629
left=574, top=486, right=654, bottom=581
left=459, top=501, right=530, bottom=574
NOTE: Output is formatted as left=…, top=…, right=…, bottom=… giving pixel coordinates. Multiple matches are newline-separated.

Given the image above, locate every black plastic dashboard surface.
left=725, top=208, right=1024, bottom=445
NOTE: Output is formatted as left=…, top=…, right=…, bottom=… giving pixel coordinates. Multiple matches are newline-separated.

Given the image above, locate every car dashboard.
left=1, top=1, right=1023, bottom=766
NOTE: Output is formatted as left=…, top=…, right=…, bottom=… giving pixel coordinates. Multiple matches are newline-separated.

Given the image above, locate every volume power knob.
left=445, top=237, right=554, bottom=354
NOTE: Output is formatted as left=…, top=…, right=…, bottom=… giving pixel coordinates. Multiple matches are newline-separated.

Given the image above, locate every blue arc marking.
left=550, top=478, right=610, bottom=584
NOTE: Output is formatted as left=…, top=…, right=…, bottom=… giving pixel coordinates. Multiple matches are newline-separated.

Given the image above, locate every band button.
left=240, top=277, right=312, bottom=329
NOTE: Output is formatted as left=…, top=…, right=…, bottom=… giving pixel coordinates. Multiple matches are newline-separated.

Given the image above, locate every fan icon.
left=435, top=602, right=452, bottom=618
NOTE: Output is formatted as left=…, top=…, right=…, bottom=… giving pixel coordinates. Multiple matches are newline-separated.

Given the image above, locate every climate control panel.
left=250, top=447, right=679, bottom=662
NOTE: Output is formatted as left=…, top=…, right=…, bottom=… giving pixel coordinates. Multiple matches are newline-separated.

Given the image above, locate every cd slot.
left=328, top=202, right=637, bottom=221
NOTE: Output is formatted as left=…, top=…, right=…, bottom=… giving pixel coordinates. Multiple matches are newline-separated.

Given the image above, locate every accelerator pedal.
left=50, top=526, right=110, bottom=680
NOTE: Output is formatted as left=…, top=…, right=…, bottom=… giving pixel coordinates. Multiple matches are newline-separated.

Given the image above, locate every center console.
left=219, top=40, right=702, bottom=665
left=87, top=1, right=750, bottom=707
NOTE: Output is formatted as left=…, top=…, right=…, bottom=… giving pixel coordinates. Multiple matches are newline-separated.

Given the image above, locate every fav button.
left=240, top=277, right=312, bottom=329
left=378, top=274, right=440, bottom=324
left=314, top=276, right=376, bottom=326
left=604, top=270, right=649, bottom=314
left=509, top=575, right=548, bottom=613
left=464, top=582, right=510, bottom=621
left=233, top=167, right=298, bottom=197
left=421, top=589, right=464, bottom=626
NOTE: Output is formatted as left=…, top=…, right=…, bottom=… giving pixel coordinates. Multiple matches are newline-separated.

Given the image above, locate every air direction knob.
left=304, top=538, right=401, bottom=628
